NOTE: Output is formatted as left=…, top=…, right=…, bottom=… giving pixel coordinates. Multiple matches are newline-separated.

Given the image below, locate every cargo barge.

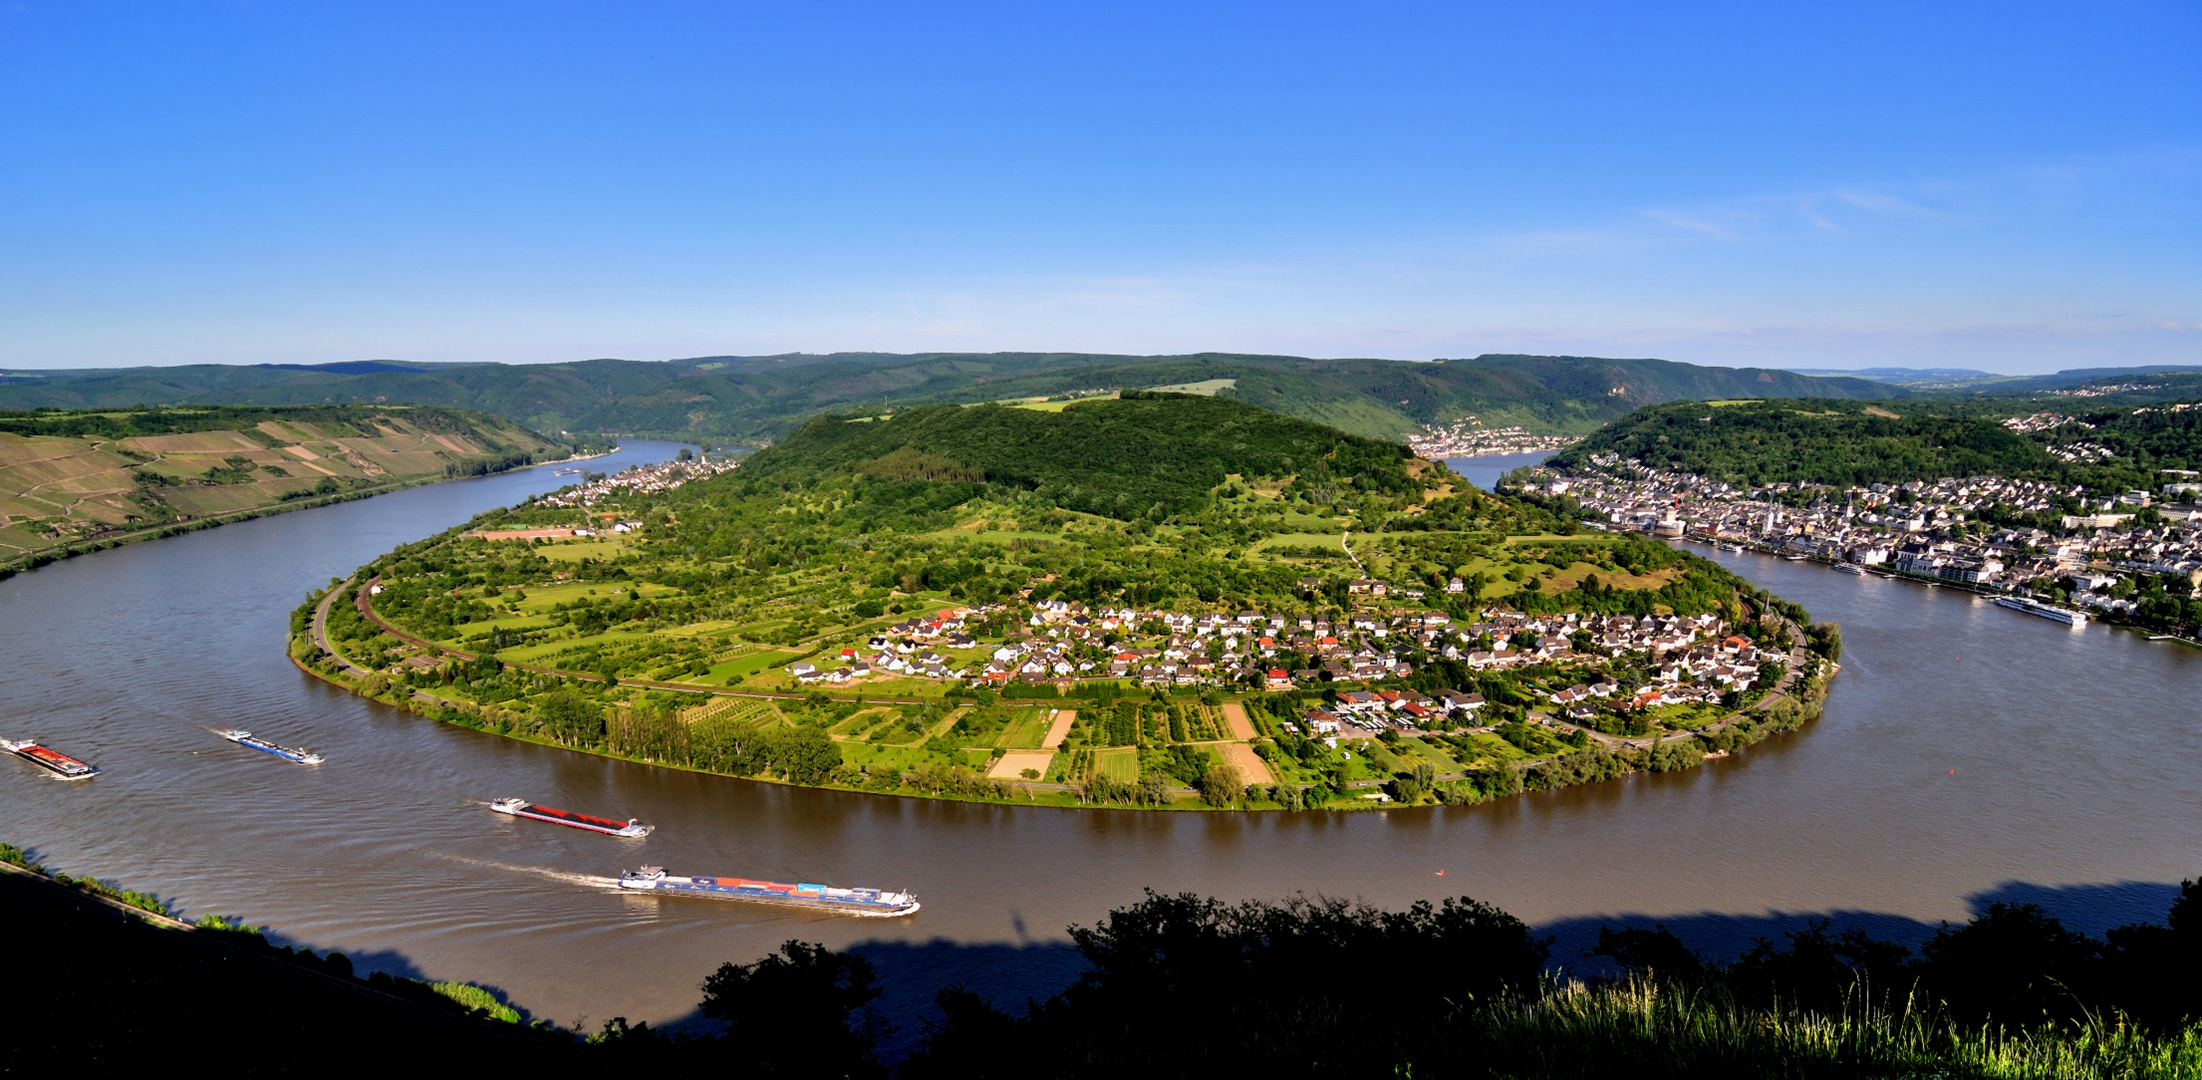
left=1, top=739, right=98, bottom=780
left=490, top=797, right=653, bottom=837
left=618, top=867, right=919, bottom=917
left=217, top=730, right=324, bottom=765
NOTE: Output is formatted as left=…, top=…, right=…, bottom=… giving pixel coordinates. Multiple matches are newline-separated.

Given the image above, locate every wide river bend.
left=2, top=445, right=2197, bottom=1037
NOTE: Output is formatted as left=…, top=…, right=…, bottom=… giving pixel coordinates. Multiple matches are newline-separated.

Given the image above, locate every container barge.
left=618, top=867, right=919, bottom=917
left=1994, top=596, right=2089, bottom=626
left=1, top=739, right=98, bottom=780
left=490, top=798, right=653, bottom=837
left=217, top=730, right=324, bottom=765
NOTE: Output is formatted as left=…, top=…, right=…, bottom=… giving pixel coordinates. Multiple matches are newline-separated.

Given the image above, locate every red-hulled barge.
left=489, top=797, right=652, bottom=837
left=2, top=739, right=98, bottom=780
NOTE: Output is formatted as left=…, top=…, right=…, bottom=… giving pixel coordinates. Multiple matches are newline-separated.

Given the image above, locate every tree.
left=697, top=940, right=888, bottom=1078
left=1917, top=902, right=2101, bottom=1026
left=764, top=725, right=843, bottom=784
left=1197, top=764, right=1243, bottom=806
left=536, top=687, right=604, bottom=744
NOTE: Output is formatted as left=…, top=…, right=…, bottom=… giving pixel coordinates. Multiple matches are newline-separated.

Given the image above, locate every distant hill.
left=0, top=404, right=571, bottom=571
left=1959, top=367, right=2202, bottom=404
left=1550, top=400, right=2059, bottom=488
left=1551, top=396, right=2202, bottom=491
left=0, top=352, right=1902, bottom=445
left=1784, top=367, right=2009, bottom=389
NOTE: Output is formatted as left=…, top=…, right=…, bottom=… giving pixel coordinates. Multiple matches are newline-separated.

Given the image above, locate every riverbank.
left=1678, top=533, right=2202, bottom=650
left=0, top=448, right=599, bottom=582
left=292, top=572, right=1840, bottom=813
left=0, top=404, right=587, bottom=578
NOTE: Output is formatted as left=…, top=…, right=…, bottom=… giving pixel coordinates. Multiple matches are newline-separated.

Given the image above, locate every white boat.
left=1834, top=563, right=1866, bottom=576
left=217, top=730, right=324, bottom=765
left=1993, top=596, right=2089, bottom=626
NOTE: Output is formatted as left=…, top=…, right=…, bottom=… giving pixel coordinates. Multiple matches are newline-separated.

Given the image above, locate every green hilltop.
left=743, top=392, right=1425, bottom=519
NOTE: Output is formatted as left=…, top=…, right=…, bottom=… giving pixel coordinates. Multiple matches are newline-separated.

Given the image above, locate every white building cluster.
left=535, top=455, right=740, bottom=510
left=1527, top=458, right=2202, bottom=611
left=1408, top=417, right=1582, bottom=459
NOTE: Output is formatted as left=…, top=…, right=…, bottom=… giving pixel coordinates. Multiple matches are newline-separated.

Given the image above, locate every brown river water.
left=3, top=444, right=2198, bottom=1039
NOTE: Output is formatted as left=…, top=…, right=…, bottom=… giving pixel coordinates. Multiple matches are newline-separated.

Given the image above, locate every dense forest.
left=742, top=393, right=1426, bottom=519
left=1551, top=398, right=2202, bottom=490
left=0, top=352, right=1900, bottom=443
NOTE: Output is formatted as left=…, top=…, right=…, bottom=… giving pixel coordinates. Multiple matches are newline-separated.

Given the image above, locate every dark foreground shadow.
left=1539, top=879, right=2187, bottom=978
left=636, top=877, right=2191, bottom=1062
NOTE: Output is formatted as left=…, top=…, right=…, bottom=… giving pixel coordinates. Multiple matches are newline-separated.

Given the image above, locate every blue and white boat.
left=618, top=867, right=919, bottom=917
left=217, top=730, right=324, bottom=765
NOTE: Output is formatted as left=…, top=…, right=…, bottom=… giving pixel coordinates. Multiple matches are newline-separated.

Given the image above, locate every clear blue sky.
left=3, top=2, right=2196, bottom=372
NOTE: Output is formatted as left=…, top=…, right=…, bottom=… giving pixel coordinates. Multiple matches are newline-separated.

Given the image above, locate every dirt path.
left=1219, top=702, right=1257, bottom=740
left=1041, top=709, right=1077, bottom=748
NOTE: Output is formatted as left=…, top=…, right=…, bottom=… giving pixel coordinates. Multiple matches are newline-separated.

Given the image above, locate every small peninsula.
left=293, top=394, right=1840, bottom=810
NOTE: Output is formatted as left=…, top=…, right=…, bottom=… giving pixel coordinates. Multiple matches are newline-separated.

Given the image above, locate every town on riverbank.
left=1520, top=455, right=2202, bottom=641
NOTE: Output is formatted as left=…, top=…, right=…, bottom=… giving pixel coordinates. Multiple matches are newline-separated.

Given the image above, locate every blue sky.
left=3, top=2, right=2197, bottom=373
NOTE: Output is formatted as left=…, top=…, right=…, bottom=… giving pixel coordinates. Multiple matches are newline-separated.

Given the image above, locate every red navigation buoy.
left=1436, top=870, right=1445, bottom=876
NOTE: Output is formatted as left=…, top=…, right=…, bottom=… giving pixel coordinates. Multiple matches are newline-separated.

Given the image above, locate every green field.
left=496, top=630, right=655, bottom=663
left=703, top=648, right=806, bottom=685
left=537, top=540, right=633, bottom=562
left=1093, top=748, right=1140, bottom=783
left=997, top=710, right=1053, bottom=749
left=1395, top=737, right=1462, bottom=773
left=1255, top=532, right=1347, bottom=552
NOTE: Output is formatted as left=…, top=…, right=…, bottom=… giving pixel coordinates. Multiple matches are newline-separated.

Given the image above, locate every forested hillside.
left=0, top=404, right=571, bottom=571
left=0, top=352, right=1901, bottom=444
left=1550, top=398, right=2202, bottom=491
left=742, top=392, right=1423, bottom=519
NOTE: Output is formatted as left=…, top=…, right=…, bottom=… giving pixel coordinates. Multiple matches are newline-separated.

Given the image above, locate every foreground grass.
left=1473, top=978, right=2202, bottom=1080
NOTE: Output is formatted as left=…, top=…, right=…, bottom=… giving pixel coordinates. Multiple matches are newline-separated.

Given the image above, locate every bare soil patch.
left=986, top=749, right=1055, bottom=781
left=1219, top=703, right=1257, bottom=740
left=1219, top=742, right=1273, bottom=786
left=1042, top=709, right=1077, bottom=748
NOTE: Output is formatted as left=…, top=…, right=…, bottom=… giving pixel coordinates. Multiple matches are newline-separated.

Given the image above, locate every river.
left=3, top=446, right=2198, bottom=1041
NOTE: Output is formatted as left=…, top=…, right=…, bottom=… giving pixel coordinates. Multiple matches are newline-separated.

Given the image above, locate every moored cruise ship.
left=618, top=867, right=919, bottom=917
left=1994, top=596, right=2089, bottom=626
